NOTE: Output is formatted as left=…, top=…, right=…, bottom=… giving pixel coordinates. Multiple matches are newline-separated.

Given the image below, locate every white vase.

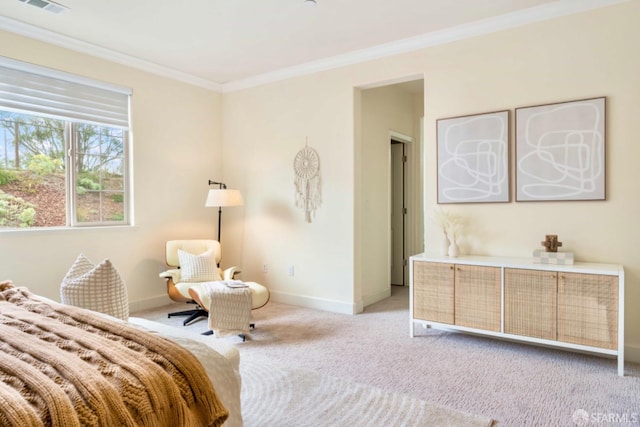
left=442, top=232, right=451, bottom=256
left=448, top=238, right=459, bottom=258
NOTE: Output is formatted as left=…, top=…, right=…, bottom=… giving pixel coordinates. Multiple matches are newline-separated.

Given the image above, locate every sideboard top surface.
left=410, top=254, right=622, bottom=276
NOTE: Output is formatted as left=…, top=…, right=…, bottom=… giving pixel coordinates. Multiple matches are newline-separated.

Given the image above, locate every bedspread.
left=0, top=282, right=228, bottom=427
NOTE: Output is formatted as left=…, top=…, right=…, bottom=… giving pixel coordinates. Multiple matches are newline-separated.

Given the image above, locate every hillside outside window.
left=0, top=57, right=131, bottom=229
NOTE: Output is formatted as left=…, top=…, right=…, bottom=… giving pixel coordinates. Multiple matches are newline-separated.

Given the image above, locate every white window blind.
left=0, top=56, right=131, bottom=129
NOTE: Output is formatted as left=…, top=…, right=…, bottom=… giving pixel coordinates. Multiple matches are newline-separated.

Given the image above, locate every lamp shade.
left=205, top=189, right=244, bottom=207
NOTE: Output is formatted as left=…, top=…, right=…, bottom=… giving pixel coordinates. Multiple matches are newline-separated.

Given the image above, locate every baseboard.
left=625, top=343, right=640, bottom=364
left=269, top=290, right=359, bottom=315
left=129, top=294, right=171, bottom=313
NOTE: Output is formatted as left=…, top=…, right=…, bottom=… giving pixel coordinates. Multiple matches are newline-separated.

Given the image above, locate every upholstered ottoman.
left=189, top=281, right=269, bottom=311
left=188, top=281, right=270, bottom=338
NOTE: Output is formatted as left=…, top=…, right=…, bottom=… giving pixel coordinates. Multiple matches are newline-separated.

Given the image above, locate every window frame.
left=0, top=56, right=132, bottom=230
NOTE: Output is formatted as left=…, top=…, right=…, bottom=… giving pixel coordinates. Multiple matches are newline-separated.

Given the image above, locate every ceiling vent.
left=18, top=0, right=69, bottom=14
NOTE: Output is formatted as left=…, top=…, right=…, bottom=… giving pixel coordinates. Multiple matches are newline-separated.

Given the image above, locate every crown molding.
left=222, top=0, right=630, bottom=92
left=0, top=16, right=222, bottom=92
left=0, top=0, right=630, bottom=94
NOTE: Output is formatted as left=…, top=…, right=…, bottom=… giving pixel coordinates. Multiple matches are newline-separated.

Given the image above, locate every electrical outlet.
left=287, top=265, right=295, bottom=276
left=262, top=264, right=268, bottom=273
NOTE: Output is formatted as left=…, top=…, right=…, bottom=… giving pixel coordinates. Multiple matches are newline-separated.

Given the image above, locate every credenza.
left=409, top=254, right=625, bottom=376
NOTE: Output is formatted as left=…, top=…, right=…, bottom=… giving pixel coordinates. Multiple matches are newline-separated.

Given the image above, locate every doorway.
left=355, top=77, right=424, bottom=308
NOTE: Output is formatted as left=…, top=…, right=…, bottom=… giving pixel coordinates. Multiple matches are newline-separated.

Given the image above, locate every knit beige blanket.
left=0, top=282, right=228, bottom=427
left=205, top=281, right=252, bottom=338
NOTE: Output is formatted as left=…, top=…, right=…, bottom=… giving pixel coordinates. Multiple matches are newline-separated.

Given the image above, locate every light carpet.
left=133, top=286, right=640, bottom=426
left=240, top=352, right=493, bottom=427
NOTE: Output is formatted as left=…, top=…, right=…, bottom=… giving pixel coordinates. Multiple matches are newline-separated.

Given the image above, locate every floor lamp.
left=205, top=180, right=244, bottom=243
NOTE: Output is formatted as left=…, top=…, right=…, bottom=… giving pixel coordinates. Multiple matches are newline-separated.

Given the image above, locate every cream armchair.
left=159, top=239, right=239, bottom=326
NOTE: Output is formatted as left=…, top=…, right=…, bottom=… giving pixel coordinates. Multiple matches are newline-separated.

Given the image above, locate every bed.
left=0, top=281, right=243, bottom=426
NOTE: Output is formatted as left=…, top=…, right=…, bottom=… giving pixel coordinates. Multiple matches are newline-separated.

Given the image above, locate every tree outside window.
left=0, top=110, right=128, bottom=229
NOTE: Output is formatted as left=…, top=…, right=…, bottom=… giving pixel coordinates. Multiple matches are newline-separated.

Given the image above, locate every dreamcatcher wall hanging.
left=294, top=141, right=322, bottom=223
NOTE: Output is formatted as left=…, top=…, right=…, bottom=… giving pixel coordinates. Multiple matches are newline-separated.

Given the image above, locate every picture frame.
left=515, top=97, right=605, bottom=201
left=437, top=110, right=510, bottom=204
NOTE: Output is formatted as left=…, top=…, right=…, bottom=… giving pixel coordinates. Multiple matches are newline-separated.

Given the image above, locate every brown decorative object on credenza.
left=541, top=235, right=563, bottom=252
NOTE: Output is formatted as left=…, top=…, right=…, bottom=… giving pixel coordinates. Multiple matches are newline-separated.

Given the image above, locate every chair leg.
left=168, top=308, right=200, bottom=318
left=167, top=306, right=208, bottom=326
left=182, top=309, right=208, bottom=326
left=201, top=323, right=254, bottom=340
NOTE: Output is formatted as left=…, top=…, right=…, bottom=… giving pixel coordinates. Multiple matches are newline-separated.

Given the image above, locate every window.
left=0, top=57, right=131, bottom=229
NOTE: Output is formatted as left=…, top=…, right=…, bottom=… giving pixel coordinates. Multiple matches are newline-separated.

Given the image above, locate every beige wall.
left=0, top=30, right=223, bottom=309
left=222, top=75, right=357, bottom=312
left=222, top=1, right=640, bottom=359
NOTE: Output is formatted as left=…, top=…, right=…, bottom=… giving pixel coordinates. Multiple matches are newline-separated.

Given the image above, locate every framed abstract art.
left=437, top=110, right=510, bottom=204
left=515, top=97, right=605, bottom=201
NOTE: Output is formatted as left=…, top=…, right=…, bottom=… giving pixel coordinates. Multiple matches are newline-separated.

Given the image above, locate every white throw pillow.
left=60, top=254, right=129, bottom=320
left=178, top=249, right=221, bottom=282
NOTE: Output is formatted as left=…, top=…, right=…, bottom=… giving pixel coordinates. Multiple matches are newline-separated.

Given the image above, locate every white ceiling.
left=0, top=0, right=629, bottom=91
